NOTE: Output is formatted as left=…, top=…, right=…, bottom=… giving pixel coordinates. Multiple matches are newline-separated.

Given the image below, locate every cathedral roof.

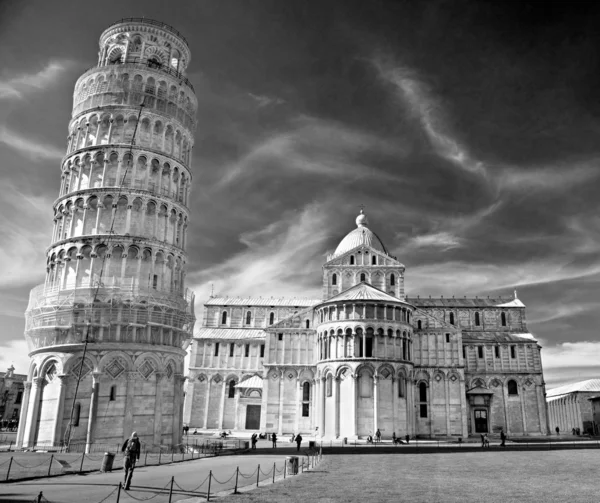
left=407, top=297, right=525, bottom=308
left=205, top=297, right=320, bottom=307
left=461, top=331, right=537, bottom=343
left=320, top=282, right=408, bottom=305
left=194, top=328, right=265, bottom=340
left=331, top=210, right=389, bottom=258
left=546, top=379, right=600, bottom=398
left=236, top=375, right=263, bottom=389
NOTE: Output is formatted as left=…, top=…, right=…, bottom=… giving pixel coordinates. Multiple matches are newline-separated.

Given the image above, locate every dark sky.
left=1, top=0, right=599, bottom=388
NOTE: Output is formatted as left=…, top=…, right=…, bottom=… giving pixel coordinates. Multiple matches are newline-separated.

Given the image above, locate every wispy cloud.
left=0, top=125, right=64, bottom=161
left=0, top=60, right=75, bottom=100
left=0, top=340, right=31, bottom=375
left=217, top=115, right=409, bottom=187
left=541, top=342, right=600, bottom=370
left=248, top=92, right=285, bottom=108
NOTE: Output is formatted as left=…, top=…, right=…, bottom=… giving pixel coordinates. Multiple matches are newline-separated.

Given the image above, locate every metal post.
left=168, top=476, right=174, bottom=503
left=234, top=467, right=239, bottom=493
left=207, top=470, right=212, bottom=501
left=284, top=459, right=286, bottom=479
left=80, top=453, right=85, bottom=473
left=5, top=457, right=12, bottom=481
left=48, top=454, right=54, bottom=476
left=116, top=482, right=122, bottom=503
left=273, top=462, right=276, bottom=483
left=257, top=464, right=260, bottom=487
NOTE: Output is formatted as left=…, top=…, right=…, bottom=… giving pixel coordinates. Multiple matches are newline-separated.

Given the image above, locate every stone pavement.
left=0, top=454, right=292, bottom=502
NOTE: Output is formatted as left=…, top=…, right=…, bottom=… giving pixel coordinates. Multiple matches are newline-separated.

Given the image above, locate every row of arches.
left=68, top=112, right=193, bottom=166
left=318, top=327, right=412, bottom=361
left=61, top=151, right=191, bottom=206
left=331, top=271, right=396, bottom=286
left=73, top=71, right=195, bottom=130
left=53, top=193, right=188, bottom=249
left=45, top=244, right=186, bottom=294
left=100, top=32, right=188, bottom=73
left=317, top=303, right=412, bottom=324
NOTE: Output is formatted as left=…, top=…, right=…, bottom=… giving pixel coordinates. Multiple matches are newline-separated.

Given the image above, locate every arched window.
left=398, top=378, right=405, bottom=398
left=350, top=255, right=355, bottom=265
left=501, top=312, right=507, bottom=327
left=475, top=312, right=480, bottom=326
left=390, top=274, right=395, bottom=286
left=221, top=311, right=227, bottom=325
left=419, top=382, right=427, bottom=402
left=449, top=312, right=455, bottom=325
left=306, top=320, right=310, bottom=329
left=507, top=380, right=518, bottom=395
left=269, top=312, right=275, bottom=325
left=372, top=255, right=377, bottom=265
left=332, top=273, right=337, bottom=285
left=407, top=312, right=410, bottom=323
left=109, top=385, right=117, bottom=401
left=360, top=273, right=366, bottom=282
left=74, top=403, right=81, bottom=426
left=246, top=311, right=252, bottom=325
left=228, top=380, right=236, bottom=398
left=303, top=382, right=310, bottom=401
left=326, top=375, right=333, bottom=397
left=417, top=320, right=422, bottom=330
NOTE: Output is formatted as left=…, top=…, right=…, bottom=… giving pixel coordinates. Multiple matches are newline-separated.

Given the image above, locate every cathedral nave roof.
left=461, top=331, right=537, bottom=343
left=205, top=297, right=320, bottom=307
left=407, top=296, right=525, bottom=308
left=194, top=327, right=265, bottom=340
left=546, top=379, right=600, bottom=398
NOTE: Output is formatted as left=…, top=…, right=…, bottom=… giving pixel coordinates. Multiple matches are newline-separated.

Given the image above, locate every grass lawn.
left=220, top=449, right=599, bottom=502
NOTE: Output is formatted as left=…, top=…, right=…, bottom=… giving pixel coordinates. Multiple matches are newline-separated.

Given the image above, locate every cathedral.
left=184, top=210, right=550, bottom=438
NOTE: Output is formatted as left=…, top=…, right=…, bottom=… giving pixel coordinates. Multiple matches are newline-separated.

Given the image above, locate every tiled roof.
left=236, top=375, right=263, bottom=389
left=546, top=379, right=600, bottom=397
left=461, top=332, right=538, bottom=343
left=320, top=283, right=408, bottom=305
left=407, top=297, right=523, bottom=308
left=205, top=297, right=320, bottom=307
left=194, top=328, right=265, bottom=340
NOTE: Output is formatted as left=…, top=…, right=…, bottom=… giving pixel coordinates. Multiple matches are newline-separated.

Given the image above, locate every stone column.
left=23, top=377, right=44, bottom=448
left=294, top=378, right=301, bottom=434
left=519, top=383, right=528, bottom=434
left=123, top=372, right=136, bottom=437
left=373, top=375, right=379, bottom=434
left=391, top=377, right=397, bottom=435
left=277, top=370, right=285, bottom=435
left=320, top=377, right=326, bottom=436
left=218, top=379, right=227, bottom=430
left=333, top=376, right=340, bottom=438
left=153, top=372, right=164, bottom=446
left=85, top=372, right=101, bottom=453
left=53, top=375, right=67, bottom=447
left=350, top=374, right=358, bottom=438
left=202, top=380, right=211, bottom=429
left=234, top=382, right=241, bottom=431
left=16, top=382, right=33, bottom=448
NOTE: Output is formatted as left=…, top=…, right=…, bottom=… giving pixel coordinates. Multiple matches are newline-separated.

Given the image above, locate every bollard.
left=116, top=482, right=122, bottom=503
left=207, top=470, right=212, bottom=501
left=273, top=462, right=276, bottom=483
left=48, top=454, right=54, bottom=477
left=168, top=476, right=174, bottom=503
left=234, top=467, right=239, bottom=494
left=80, top=453, right=85, bottom=473
left=5, top=457, right=13, bottom=481
left=257, top=464, right=260, bottom=487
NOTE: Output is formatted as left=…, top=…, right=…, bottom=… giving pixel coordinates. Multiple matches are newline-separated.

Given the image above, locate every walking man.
left=272, top=432, right=277, bottom=448
left=295, top=433, right=303, bottom=452
left=121, top=432, right=141, bottom=490
left=251, top=432, right=258, bottom=449
left=500, top=429, right=506, bottom=447
left=375, top=429, right=381, bottom=443
left=555, top=426, right=560, bottom=436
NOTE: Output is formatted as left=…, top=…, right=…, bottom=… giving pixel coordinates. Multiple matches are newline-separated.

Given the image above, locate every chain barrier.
left=259, top=465, right=273, bottom=477
left=209, top=471, right=237, bottom=486
left=95, top=487, right=118, bottom=503
left=172, top=473, right=210, bottom=493
left=122, top=481, right=171, bottom=501
left=12, top=458, right=54, bottom=469
left=0, top=458, right=11, bottom=467
left=238, top=467, right=258, bottom=479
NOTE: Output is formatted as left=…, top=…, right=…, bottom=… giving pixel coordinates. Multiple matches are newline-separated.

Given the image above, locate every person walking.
left=392, top=432, right=397, bottom=444
left=272, top=432, right=277, bottom=448
left=121, top=432, right=141, bottom=490
left=295, top=433, right=303, bottom=451
left=555, top=426, right=560, bottom=436
left=375, top=429, right=381, bottom=443
left=500, top=429, right=506, bottom=447
left=251, top=432, right=258, bottom=449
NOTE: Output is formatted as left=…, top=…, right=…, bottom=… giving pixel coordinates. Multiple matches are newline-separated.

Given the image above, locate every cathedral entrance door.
left=245, top=405, right=261, bottom=430
left=474, top=409, right=488, bottom=433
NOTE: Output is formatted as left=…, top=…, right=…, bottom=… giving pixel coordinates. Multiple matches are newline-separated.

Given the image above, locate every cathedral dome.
left=333, top=210, right=388, bottom=257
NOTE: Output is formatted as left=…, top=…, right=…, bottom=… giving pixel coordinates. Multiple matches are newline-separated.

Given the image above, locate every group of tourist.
left=0, top=419, right=18, bottom=432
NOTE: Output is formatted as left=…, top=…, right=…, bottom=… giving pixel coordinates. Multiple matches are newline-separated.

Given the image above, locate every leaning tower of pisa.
left=17, top=19, right=197, bottom=450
